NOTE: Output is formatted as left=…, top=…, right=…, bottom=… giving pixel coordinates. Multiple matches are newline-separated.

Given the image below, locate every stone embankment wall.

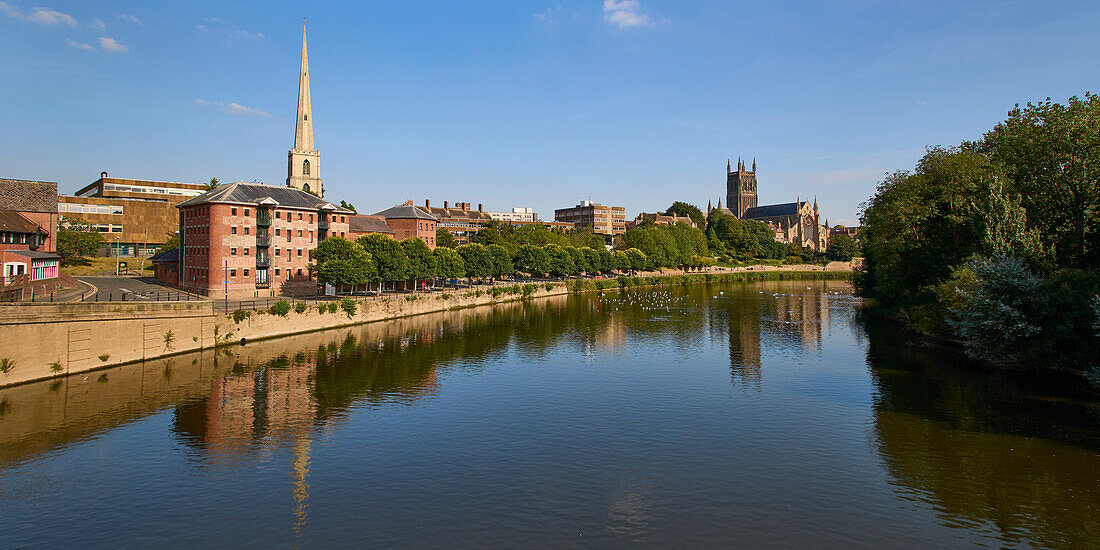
left=0, top=267, right=854, bottom=387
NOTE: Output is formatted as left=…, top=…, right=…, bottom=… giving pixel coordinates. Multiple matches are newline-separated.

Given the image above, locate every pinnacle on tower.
left=727, top=159, right=731, bottom=173
left=752, top=158, right=756, bottom=172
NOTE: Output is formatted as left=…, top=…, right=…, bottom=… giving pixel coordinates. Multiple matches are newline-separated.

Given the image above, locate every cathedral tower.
left=287, top=21, right=322, bottom=196
left=726, top=157, right=758, bottom=218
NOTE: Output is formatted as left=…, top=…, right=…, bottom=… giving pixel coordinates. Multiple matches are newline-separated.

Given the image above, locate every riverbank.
left=0, top=270, right=851, bottom=387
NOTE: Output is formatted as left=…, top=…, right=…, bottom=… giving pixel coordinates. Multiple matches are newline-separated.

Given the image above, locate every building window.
left=243, top=269, right=249, bottom=277
left=230, top=248, right=237, bottom=256
left=297, top=249, right=302, bottom=257
left=275, top=268, right=280, bottom=276
left=276, top=248, right=281, bottom=256
left=230, top=269, right=237, bottom=277
left=244, top=227, right=250, bottom=235
left=231, top=227, right=237, bottom=235
left=276, top=211, right=281, bottom=219
left=287, top=233, right=291, bottom=243
left=298, top=213, right=303, bottom=221
left=303, top=159, right=310, bottom=176
left=275, top=228, right=281, bottom=236
left=309, top=214, right=313, bottom=223
left=244, top=248, right=249, bottom=256
left=231, top=207, right=237, bottom=216
left=309, top=231, right=313, bottom=243
left=297, top=229, right=303, bottom=238
left=297, top=268, right=303, bottom=276
left=244, top=209, right=250, bottom=217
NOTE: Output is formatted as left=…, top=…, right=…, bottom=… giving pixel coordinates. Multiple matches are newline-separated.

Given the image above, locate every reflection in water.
left=1, top=280, right=1098, bottom=548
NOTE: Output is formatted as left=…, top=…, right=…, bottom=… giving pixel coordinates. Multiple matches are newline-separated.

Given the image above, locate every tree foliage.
left=57, top=219, right=105, bottom=265
left=356, top=234, right=409, bottom=285
left=435, top=226, right=458, bottom=249
left=663, top=201, right=705, bottom=228
left=309, top=237, right=375, bottom=288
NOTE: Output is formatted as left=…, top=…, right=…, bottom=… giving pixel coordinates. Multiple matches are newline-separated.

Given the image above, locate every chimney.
left=100, top=171, right=107, bottom=179
left=426, top=199, right=431, bottom=208
left=462, top=202, right=469, bottom=211
left=444, top=201, right=449, bottom=209
left=478, top=203, right=483, bottom=212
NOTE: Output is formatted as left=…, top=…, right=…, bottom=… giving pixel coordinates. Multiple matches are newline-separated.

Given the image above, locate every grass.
left=62, top=256, right=155, bottom=277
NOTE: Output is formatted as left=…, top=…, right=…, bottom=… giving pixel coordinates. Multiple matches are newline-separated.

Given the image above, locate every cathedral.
left=708, top=157, right=829, bottom=251
left=286, top=22, right=323, bottom=197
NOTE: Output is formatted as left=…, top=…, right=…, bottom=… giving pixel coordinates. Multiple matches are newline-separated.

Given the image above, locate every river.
left=0, top=279, right=1097, bottom=548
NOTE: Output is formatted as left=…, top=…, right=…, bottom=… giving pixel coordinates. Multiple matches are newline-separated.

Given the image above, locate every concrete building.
left=627, top=212, right=697, bottom=229
left=59, top=172, right=206, bottom=256
left=176, top=182, right=351, bottom=298
left=286, top=22, right=323, bottom=197
left=554, top=201, right=626, bottom=238
left=415, top=200, right=489, bottom=245
left=372, top=202, right=438, bottom=248
left=487, top=207, right=538, bottom=223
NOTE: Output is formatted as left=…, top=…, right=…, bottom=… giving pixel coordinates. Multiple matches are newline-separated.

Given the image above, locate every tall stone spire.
left=294, top=21, right=313, bottom=152
left=287, top=19, right=322, bottom=196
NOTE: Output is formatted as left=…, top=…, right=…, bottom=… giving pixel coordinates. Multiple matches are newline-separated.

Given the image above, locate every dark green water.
left=0, top=280, right=1097, bottom=548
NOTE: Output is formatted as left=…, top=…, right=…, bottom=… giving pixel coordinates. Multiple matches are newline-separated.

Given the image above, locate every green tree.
left=156, top=233, right=179, bottom=254
left=435, top=226, right=458, bottom=249
left=457, top=243, right=492, bottom=279
left=568, top=246, right=590, bottom=274
left=309, top=237, right=375, bottom=291
left=204, top=177, right=219, bottom=191
left=433, top=247, right=466, bottom=282
left=825, top=234, right=859, bottom=262
left=339, top=200, right=357, bottom=213
left=543, top=244, right=575, bottom=276
left=514, top=244, right=549, bottom=276
left=401, top=237, right=436, bottom=289
left=610, top=250, right=629, bottom=272
left=356, top=234, right=409, bottom=291
left=56, top=219, right=105, bottom=265
left=624, top=248, right=648, bottom=271
left=486, top=244, right=514, bottom=278
left=977, top=93, right=1100, bottom=267
left=474, top=220, right=508, bottom=248
left=663, top=201, right=705, bottom=229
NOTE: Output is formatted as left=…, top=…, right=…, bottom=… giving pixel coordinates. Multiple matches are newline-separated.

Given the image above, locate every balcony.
left=318, top=216, right=330, bottom=230
left=256, top=235, right=270, bottom=247
left=256, top=212, right=271, bottom=227
left=256, top=255, right=270, bottom=268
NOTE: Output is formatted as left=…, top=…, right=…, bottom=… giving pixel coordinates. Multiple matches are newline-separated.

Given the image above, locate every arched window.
left=302, top=159, right=310, bottom=176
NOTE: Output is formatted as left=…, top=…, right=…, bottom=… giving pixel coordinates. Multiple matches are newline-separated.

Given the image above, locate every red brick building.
left=414, top=200, right=489, bottom=245
left=176, top=182, right=352, bottom=298
left=0, top=179, right=63, bottom=300
left=346, top=215, right=395, bottom=240
left=372, top=202, right=439, bottom=249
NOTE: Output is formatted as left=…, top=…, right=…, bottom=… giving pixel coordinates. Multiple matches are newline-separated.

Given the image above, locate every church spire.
left=294, top=20, right=314, bottom=152
left=752, top=158, right=756, bottom=172
left=727, top=159, right=731, bottom=173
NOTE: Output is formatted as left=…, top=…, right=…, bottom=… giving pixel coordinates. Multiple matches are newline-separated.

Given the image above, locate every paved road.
left=76, top=276, right=204, bottom=302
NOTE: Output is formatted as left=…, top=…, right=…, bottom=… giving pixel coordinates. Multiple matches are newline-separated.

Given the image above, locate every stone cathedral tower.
left=726, top=157, right=758, bottom=218
left=287, top=22, right=322, bottom=196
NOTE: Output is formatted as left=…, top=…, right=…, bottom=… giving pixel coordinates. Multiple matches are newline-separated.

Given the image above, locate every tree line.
left=856, top=93, right=1100, bottom=386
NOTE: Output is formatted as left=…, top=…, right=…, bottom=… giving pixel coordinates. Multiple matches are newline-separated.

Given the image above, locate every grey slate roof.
left=417, top=206, right=491, bottom=220
left=0, top=209, right=43, bottom=234
left=10, top=250, right=61, bottom=260
left=372, top=204, right=439, bottom=221
left=742, top=202, right=806, bottom=219
left=0, top=179, right=59, bottom=213
left=149, top=248, right=180, bottom=263
left=348, top=215, right=395, bottom=234
left=176, top=182, right=352, bottom=213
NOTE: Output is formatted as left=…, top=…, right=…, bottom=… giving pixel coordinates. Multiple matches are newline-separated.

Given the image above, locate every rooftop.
left=0, top=209, right=44, bottom=234
left=0, top=179, right=59, bottom=213
left=176, top=182, right=352, bottom=212
left=742, top=202, right=808, bottom=219
left=373, top=204, right=439, bottom=221
left=348, top=215, right=395, bottom=234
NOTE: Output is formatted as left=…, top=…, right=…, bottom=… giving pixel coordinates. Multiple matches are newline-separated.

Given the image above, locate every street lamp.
left=115, top=235, right=121, bottom=276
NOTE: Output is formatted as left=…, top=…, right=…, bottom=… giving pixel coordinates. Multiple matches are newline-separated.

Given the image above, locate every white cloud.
left=229, top=29, right=264, bottom=40
left=602, top=0, right=650, bottom=29
left=534, top=5, right=562, bottom=23
left=65, top=38, right=94, bottom=50
left=0, top=2, right=77, bottom=26
left=117, top=13, right=141, bottom=25
left=98, top=36, right=128, bottom=53
left=91, top=17, right=105, bottom=31
left=195, top=99, right=271, bottom=117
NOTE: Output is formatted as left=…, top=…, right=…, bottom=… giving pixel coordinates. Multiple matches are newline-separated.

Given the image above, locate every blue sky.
left=1, top=1, right=1098, bottom=226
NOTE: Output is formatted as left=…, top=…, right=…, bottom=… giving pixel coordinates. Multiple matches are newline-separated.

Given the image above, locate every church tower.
left=287, top=21, right=322, bottom=196
left=726, top=156, right=758, bottom=218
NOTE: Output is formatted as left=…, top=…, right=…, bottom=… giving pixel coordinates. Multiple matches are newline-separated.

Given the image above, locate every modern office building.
left=59, top=172, right=207, bottom=256
left=554, top=201, right=626, bottom=238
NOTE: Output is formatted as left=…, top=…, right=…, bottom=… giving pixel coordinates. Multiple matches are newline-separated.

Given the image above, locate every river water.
left=1, top=280, right=1097, bottom=548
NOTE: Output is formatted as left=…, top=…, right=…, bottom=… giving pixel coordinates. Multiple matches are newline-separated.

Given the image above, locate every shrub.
left=295, top=301, right=308, bottom=314
left=49, top=361, right=63, bottom=373
left=327, top=302, right=338, bottom=313
left=232, top=309, right=251, bottom=324
left=268, top=300, right=291, bottom=317
left=163, top=330, right=175, bottom=351
left=317, top=303, right=327, bottom=314
left=545, top=282, right=555, bottom=291
left=98, top=353, right=111, bottom=362
left=439, top=293, right=453, bottom=300
left=405, top=295, right=418, bottom=301
left=0, top=358, right=14, bottom=373
left=522, top=284, right=537, bottom=297
left=340, top=298, right=357, bottom=318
